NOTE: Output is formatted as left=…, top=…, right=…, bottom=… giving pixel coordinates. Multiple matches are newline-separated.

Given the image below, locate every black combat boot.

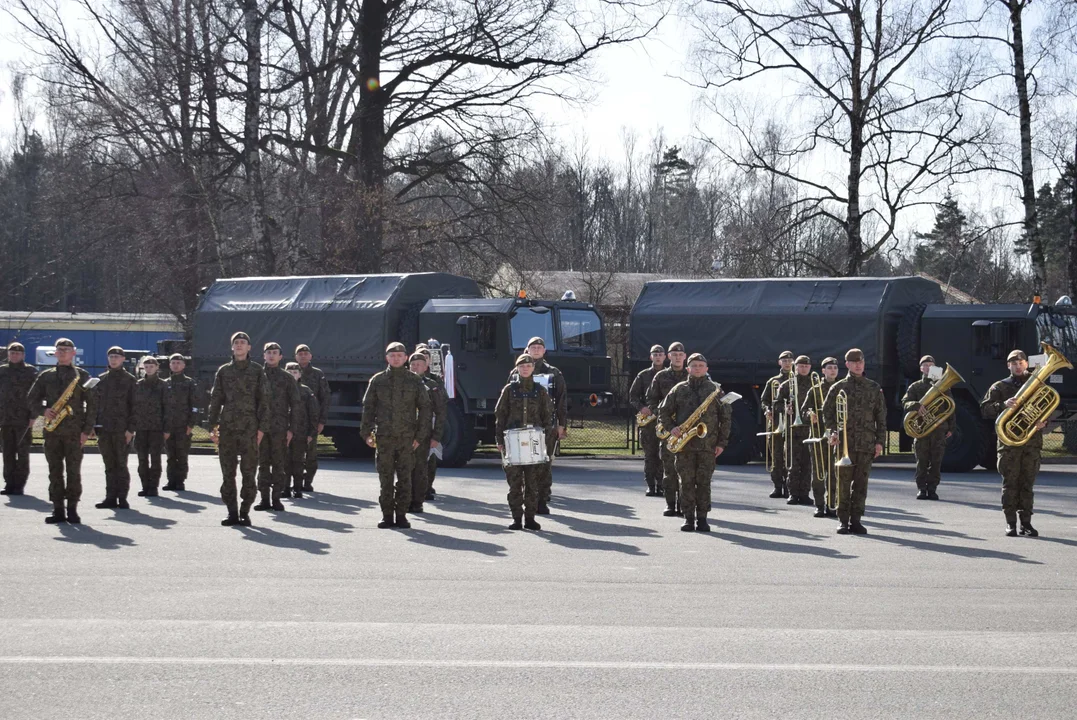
left=1019, top=521, right=1039, bottom=537
left=117, top=498, right=130, bottom=509
left=799, top=497, right=814, bottom=506
left=95, top=498, right=118, bottom=509
left=825, top=507, right=837, bottom=517
left=523, top=513, right=541, bottom=531
left=536, top=501, right=550, bottom=516
left=680, top=514, right=695, bottom=532
left=662, top=504, right=678, bottom=517
left=656, top=484, right=665, bottom=494
left=221, top=502, right=240, bottom=526
left=916, top=487, right=928, bottom=500
left=645, top=485, right=659, bottom=497
left=786, top=496, right=799, bottom=505
left=696, top=514, right=711, bottom=533
left=781, top=484, right=790, bottom=498
left=813, top=506, right=827, bottom=518
left=271, top=491, right=285, bottom=512
left=253, top=489, right=271, bottom=511
left=408, top=502, right=424, bottom=514
left=45, top=503, right=67, bottom=524
left=175, top=482, right=185, bottom=491
left=395, top=511, right=411, bottom=529
left=237, top=512, right=252, bottom=527
left=377, top=512, right=394, bottom=529
left=1005, top=523, right=1018, bottom=537
left=66, top=501, right=80, bottom=525
left=293, top=487, right=304, bottom=499
left=508, top=512, right=523, bottom=530
left=425, top=489, right=436, bottom=501
left=850, top=518, right=868, bottom=535
left=769, top=488, right=784, bottom=498
left=927, top=488, right=939, bottom=501
left=836, top=521, right=851, bottom=534
left=302, top=481, right=314, bottom=492
left=280, top=488, right=292, bottom=499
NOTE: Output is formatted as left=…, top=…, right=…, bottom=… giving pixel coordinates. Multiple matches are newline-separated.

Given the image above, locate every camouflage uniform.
left=298, top=363, right=330, bottom=490
left=508, top=358, right=566, bottom=510
left=207, top=358, right=270, bottom=518
left=95, top=367, right=137, bottom=503
left=0, top=358, right=37, bottom=494
left=495, top=376, right=553, bottom=522
left=290, top=379, right=320, bottom=494
left=258, top=364, right=301, bottom=504
left=776, top=372, right=814, bottom=503
left=133, top=374, right=167, bottom=495
left=360, top=366, right=430, bottom=519
left=163, top=373, right=196, bottom=489
left=423, top=372, right=448, bottom=497
left=822, top=373, right=886, bottom=529
left=902, top=374, right=955, bottom=495
left=629, top=364, right=664, bottom=493
left=804, top=375, right=838, bottom=511
left=981, top=373, right=1042, bottom=529
left=658, top=377, right=731, bottom=525
left=410, top=373, right=447, bottom=509
left=647, top=366, right=688, bottom=513
left=760, top=369, right=792, bottom=495
left=28, top=365, right=96, bottom=516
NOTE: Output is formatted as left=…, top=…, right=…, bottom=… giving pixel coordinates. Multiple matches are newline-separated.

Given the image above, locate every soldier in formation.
left=776, top=355, right=815, bottom=506
left=804, top=356, right=839, bottom=518
left=496, top=353, right=553, bottom=530
left=415, top=342, right=448, bottom=501
left=162, top=354, right=196, bottom=492
left=256, top=342, right=300, bottom=511
left=629, top=344, right=667, bottom=497
left=647, top=341, right=687, bottom=517
left=0, top=342, right=36, bottom=496
left=760, top=350, right=794, bottom=499
left=507, top=337, right=565, bottom=515
left=286, top=362, right=320, bottom=498
left=94, top=346, right=136, bottom=510
left=295, top=344, right=330, bottom=493
left=408, top=350, right=446, bottom=514
left=901, top=355, right=954, bottom=500
left=133, top=355, right=167, bottom=497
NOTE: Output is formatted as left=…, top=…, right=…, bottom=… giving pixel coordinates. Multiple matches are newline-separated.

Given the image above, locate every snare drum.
left=503, top=426, right=549, bottom=466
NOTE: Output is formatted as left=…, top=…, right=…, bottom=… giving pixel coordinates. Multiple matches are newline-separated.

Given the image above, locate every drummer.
left=494, top=353, right=554, bottom=531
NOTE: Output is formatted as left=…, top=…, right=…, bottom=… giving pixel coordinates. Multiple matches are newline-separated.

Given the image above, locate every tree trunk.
left=1008, top=0, right=1044, bottom=294
left=354, top=0, right=388, bottom=273
left=1069, top=129, right=1077, bottom=301
left=843, top=9, right=865, bottom=277
left=243, top=0, right=275, bottom=275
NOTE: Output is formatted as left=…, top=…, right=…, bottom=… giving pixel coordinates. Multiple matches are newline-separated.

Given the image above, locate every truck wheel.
left=941, top=398, right=985, bottom=473
left=716, top=393, right=754, bottom=466
left=330, top=428, right=374, bottom=459
left=440, top=400, right=477, bottom=467
left=896, top=303, right=926, bottom=379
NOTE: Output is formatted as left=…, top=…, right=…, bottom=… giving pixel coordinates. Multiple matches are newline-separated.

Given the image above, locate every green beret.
left=231, top=332, right=250, bottom=344
left=515, top=353, right=535, bottom=366
left=386, top=342, right=407, bottom=354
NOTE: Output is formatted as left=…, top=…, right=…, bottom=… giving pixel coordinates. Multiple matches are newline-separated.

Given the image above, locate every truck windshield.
left=511, top=308, right=556, bottom=350
left=1037, top=307, right=1077, bottom=359
left=559, top=309, right=602, bottom=351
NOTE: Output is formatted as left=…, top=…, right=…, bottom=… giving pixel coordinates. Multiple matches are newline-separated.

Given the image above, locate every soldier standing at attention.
left=133, top=356, right=167, bottom=498
left=27, top=338, right=96, bottom=524
left=658, top=353, right=731, bottom=532
left=415, top=343, right=449, bottom=501
left=208, top=332, right=269, bottom=527
left=776, top=355, right=815, bottom=506
left=647, top=342, right=688, bottom=518
left=94, top=346, right=137, bottom=510
left=360, top=342, right=430, bottom=530
left=629, top=344, right=667, bottom=497
left=761, top=350, right=794, bottom=499
left=295, top=344, right=330, bottom=493
left=804, top=357, right=840, bottom=518
left=981, top=349, right=1047, bottom=537
left=0, top=342, right=36, bottom=495
left=407, top=351, right=446, bottom=514
left=823, top=348, right=886, bottom=535
left=256, top=342, right=300, bottom=511
left=507, top=337, right=566, bottom=515
left=162, top=354, right=196, bottom=492
left=286, top=362, right=319, bottom=499
left=902, top=355, right=954, bottom=500
left=496, top=353, right=553, bottom=531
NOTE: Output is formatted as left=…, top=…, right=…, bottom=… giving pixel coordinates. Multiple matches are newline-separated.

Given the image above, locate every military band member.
left=133, top=356, right=167, bottom=497
left=776, top=355, right=815, bottom=506
left=630, top=344, right=667, bottom=496
left=506, top=337, right=565, bottom=515
left=256, top=342, right=300, bottom=511
left=823, top=348, right=886, bottom=535
left=761, top=350, right=794, bottom=498
left=804, top=357, right=839, bottom=517
left=901, top=355, right=954, bottom=500
left=495, top=353, right=553, bottom=530
left=208, top=332, right=270, bottom=527
left=981, top=349, right=1046, bottom=537
left=658, top=353, right=731, bottom=532
left=0, top=342, right=36, bottom=495
left=360, top=342, right=430, bottom=529
left=286, top=362, right=319, bottom=499
left=27, top=338, right=96, bottom=524
left=94, top=346, right=136, bottom=510
left=408, top=351, right=446, bottom=514
left=415, top=343, right=449, bottom=501
left=162, top=354, right=196, bottom=491
left=648, top=342, right=688, bottom=517
left=295, top=344, right=331, bottom=493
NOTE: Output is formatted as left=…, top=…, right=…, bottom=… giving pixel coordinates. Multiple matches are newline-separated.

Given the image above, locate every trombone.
left=756, top=378, right=782, bottom=471
left=802, top=372, right=836, bottom=510
left=827, top=389, right=852, bottom=510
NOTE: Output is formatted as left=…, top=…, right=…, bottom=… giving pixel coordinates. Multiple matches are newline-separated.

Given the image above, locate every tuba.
left=667, top=385, right=724, bottom=454
left=996, top=343, right=1073, bottom=447
left=903, top=363, right=965, bottom=439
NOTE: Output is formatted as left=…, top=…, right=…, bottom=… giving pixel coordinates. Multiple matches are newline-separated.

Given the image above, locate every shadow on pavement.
left=946, top=499, right=1077, bottom=520
left=146, top=495, right=206, bottom=514
left=295, top=491, right=377, bottom=515
left=866, top=533, right=1043, bottom=564
left=713, top=501, right=779, bottom=515
left=108, top=508, right=178, bottom=530
left=236, top=525, right=331, bottom=555
left=709, top=531, right=857, bottom=560
left=415, top=511, right=512, bottom=535
left=176, top=490, right=224, bottom=507
left=718, top=519, right=828, bottom=542
left=548, top=513, right=660, bottom=539
left=548, top=496, right=637, bottom=519
left=54, top=524, right=136, bottom=550
left=269, top=510, right=354, bottom=534
left=867, top=520, right=981, bottom=540
left=870, top=506, right=941, bottom=524
left=402, top=527, right=507, bottom=556
left=4, top=493, right=54, bottom=512
left=430, top=494, right=505, bottom=519
left=540, top=530, right=647, bottom=556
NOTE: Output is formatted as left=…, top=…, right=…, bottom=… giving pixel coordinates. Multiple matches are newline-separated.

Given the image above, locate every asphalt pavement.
left=1, top=455, right=1076, bottom=719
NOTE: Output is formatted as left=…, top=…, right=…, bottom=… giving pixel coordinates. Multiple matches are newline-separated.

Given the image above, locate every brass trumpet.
left=996, top=342, right=1073, bottom=447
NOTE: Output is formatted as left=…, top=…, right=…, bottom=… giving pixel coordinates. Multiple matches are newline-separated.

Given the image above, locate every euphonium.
left=903, top=363, right=965, bottom=439
left=43, top=374, right=82, bottom=433
left=667, top=385, right=724, bottom=454
left=996, top=342, right=1073, bottom=447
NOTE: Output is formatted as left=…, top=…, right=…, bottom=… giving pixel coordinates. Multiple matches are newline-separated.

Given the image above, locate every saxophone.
left=43, top=374, right=82, bottom=433
left=636, top=410, right=657, bottom=427
left=996, top=343, right=1072, bottom=447
left=666, top=384, right=724, bottom=454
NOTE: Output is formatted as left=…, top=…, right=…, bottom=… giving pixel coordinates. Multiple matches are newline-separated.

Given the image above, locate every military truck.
left=629, top=276, right=1077, bottom=471
left=191, top=274, right=613, bottom=466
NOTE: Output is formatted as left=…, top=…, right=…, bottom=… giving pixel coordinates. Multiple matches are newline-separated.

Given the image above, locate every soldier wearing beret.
left=94, top=345, right=137, bottom=510
left=981, top=349, right=1047, bottom=537
left=133, top=355, right=167, bottom=498
left=285, top=362, right=319, bottom=498
left=776, top=355, right=815, bottom=506
left=804, top=356, right=839, bottom=517
left=901, top=354, right=954, bottom=500
left=256, top=342, right=301, bottom=512
left=0, top=341, right=36, bottom=495
left=761, top=350, right=795, bottom=499
left=495, top=353, right=553, bottom=530
left=27, top=338, right=96, bottom=524
left=407, top=350, right=446, bottom=514
left=360, top=342, right=430, bottom=529
left=208, top=331, right=270, bottom=527
left=415, top=343, right=449, bottom=501
left=647, top=341, right=688, bottom=517
left=658, top=353, right=731, bottom=532
left=822, top=348, right=886, bottom=535
left=629, top=344, right=667, bottom=497
left=295, top=344, right=331, bottom=493
left=162, top=354, right=196, bottom=491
